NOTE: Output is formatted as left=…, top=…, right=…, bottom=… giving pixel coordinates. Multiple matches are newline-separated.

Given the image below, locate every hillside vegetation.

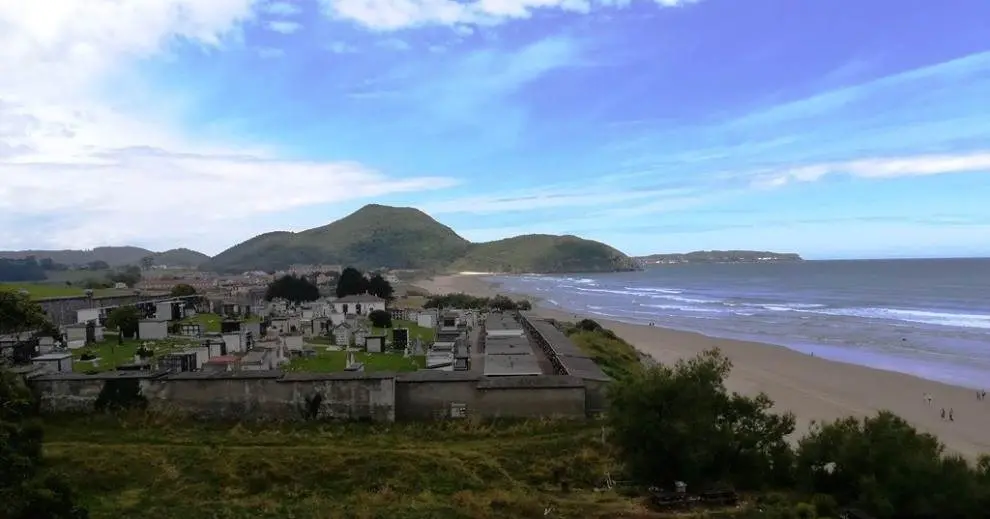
left=205, top=205, right=636, bottom=274
left=453, top=235, right=639, bottom=274
left=0, top=246, right=209, bottom=268
left=637, top=250, right=803, bottom=264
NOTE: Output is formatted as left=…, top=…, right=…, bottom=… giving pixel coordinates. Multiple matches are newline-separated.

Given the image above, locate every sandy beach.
left=416, top=274, right=990, bottom=459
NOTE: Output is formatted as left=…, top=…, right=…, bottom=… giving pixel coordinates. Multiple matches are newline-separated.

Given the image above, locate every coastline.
left=415, top=274, right=990, bottom=459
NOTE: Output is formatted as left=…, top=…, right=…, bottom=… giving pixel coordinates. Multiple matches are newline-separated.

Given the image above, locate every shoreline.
left=415, top=274, right=990, bottom=459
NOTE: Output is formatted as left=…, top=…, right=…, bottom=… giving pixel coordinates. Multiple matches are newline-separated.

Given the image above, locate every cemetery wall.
left=28, top=370, right=593, bottom=422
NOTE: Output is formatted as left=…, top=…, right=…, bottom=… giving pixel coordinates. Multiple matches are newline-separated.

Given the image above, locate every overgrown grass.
left=562, top=326, right=644, bottom=381
left=179, top=312, right=224, bottom=333
left=41, top=415, right=643, bottom=519
left=284, top=349, right=426, bottom=372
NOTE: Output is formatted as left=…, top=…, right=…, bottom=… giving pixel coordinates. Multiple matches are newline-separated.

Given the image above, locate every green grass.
left=373, top=319, right=435, bottom=343
left=41, top=414, right=645, bottom=519
left=0, top=282, right=126, bottom=300
left=565, top=329, right=644, bottom=381
left=71, top=335, right=193, bottom=372
left=285, top=349, right=425, bottom=372
left=179, top=312, right=224, bottom=333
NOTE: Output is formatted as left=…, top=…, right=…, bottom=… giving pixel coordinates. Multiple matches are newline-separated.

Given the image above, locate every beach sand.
left=416, top=274, right=990, bottom=459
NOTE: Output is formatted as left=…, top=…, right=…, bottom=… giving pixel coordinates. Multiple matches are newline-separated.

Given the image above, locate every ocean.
left=487, top=258, right=990, bottom=389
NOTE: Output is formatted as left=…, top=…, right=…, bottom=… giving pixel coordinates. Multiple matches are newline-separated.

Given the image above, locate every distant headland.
left=635, top=250, right=804, bottom=265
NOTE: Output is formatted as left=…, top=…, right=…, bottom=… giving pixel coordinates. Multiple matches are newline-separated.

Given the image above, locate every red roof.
left=206, top=355, right=239, bottom=363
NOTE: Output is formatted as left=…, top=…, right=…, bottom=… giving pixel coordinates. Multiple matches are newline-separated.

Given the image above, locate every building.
left=138, top=319, right=168, bottom=340
left=332, top=294, right=386, bottom=316
left=32, top=352, right=73, bottom=374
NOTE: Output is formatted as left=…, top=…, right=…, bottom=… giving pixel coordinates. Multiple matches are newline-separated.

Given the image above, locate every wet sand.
left=416, top=274, right=990, bottom=459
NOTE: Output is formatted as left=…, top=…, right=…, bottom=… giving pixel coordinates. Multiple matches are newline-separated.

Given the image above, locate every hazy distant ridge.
left=0, top=247, right=210, bottom=268
left=636, top=250, right=803, bottom=264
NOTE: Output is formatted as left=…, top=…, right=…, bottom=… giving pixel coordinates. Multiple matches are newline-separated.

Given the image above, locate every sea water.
left=487, top=258, right=990, bottom=389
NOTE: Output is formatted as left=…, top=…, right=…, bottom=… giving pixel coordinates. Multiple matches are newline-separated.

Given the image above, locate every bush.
left=368, top=309, right=392, bottom=328
left=607, top=349, right=796, bottom=491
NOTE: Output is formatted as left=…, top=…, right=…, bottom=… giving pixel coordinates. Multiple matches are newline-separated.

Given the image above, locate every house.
left=32, top=352, right=73, bottom=374
left=332, top=294, right=386, bottom=316
left=332, top=322, right=353, bottom=346
left=138, top=319, right=168, bottom=340
left=365, top=334, right=386, bottom=353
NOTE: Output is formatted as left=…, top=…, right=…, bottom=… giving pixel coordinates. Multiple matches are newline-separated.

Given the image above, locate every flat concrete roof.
left=33, top=352, right=72, bottom=360
left=485, top=314, right=522, bottom=330
left=484, top=335, right=532, bottom=355
left=483, top=354, right=541, bottom=376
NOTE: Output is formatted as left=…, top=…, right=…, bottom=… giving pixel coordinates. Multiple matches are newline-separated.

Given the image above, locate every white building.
left=332, top=294, right=386, bottom=316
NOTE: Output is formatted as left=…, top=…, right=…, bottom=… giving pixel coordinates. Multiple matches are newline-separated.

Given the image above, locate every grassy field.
left=285, top=348, right=425, bottom=372
left=41, top=415, right=652, bottom=519
left=178, top=313, right=262, bottom=333
left=0, top=282, right=127, bottom=299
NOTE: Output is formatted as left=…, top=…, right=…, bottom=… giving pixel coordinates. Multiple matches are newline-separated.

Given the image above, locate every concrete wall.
left=27, top=370, right=595, bottom=422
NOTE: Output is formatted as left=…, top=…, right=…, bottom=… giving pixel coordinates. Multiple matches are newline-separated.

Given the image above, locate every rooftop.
left=483, top=354, right=542, bottom=377
left=334, top=294, right=386, bottom=303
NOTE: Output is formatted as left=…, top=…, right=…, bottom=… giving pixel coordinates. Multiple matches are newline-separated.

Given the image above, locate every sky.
left=1, top=0, right=989, bottom=260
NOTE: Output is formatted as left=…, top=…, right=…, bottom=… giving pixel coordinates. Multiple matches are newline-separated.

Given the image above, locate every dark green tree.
left=107, top=266, right=141, bottom=287
left=1, top=297, right=88, bottom=519
left=336, top=267, right=369, bottom=298
left=368, top=309, right=392, bottom=328
left=139, top=256, right=154, bottom=270
left=795, top=412, right=989, bottom=518
left=367, top=274, right=394, bottom=301
left=607, top=349, right=795, bottom=490
left=169, top=283, right=197, bottom=297
left=265, top=275, right=320, bottom=303
left=106, top=306, right=141, bottom=339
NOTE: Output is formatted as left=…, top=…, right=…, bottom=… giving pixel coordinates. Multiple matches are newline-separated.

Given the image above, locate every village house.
left=332, top=294, right=386, bottom=316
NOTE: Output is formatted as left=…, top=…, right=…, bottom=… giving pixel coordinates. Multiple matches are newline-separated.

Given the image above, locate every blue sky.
left=1, top=0, right=989, bottom=259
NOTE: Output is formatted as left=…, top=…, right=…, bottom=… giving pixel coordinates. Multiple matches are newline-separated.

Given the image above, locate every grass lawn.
left=0, top=282, right=125, bottom=300
left=373, top=319, right=435, bottom=343
left=40, top=415, right=646, bottom=519
left=285, top=349, right=425, bottom=372
left=71, top=335, right=194, bottom=372
left=179, top=312, right=224, bottom=333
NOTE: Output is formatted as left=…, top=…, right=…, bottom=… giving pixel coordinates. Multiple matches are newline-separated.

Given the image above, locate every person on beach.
left=949, top=408, right=954, bottom=422
left=941, top=408, right=946, bottom=420
left=925, top=393, right=933, bottom=407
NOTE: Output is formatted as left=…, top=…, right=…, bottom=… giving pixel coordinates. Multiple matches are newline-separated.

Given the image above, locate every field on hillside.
left=41, top=415, right=655, bottom=519
left=0, top=282, right=125, bottom=299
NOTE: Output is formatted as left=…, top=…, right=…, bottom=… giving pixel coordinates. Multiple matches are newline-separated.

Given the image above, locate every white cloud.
left=263, top=1, right=303, bottom=15
left=755, top=152, right=990, bottom=188
left=320, top=0, right=698, bottom=31
left=422, top=186, right=694, bottom=214
left=0, top=1, right=455, bottom=254
left=267, top=20, right=302, bottom=33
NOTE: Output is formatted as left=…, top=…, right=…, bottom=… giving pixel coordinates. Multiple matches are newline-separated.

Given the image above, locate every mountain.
left=204, top=204, right=637, bottom=274
left=452, top=235, right=640, bottom=273
left=636, top=250, right=804, bottom=265
left=205, top=205, right=472, bottom=273
left=0, top=246, right=210, bottom=268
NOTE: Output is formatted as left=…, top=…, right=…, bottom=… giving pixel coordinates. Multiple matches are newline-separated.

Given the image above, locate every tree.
left=107, top=266, right=141, bottom=287
left=367, top=274, right=394, bottom=301
left=106, top=306, right=141, bottom=339
left=139, top=256, right=154, bottom=270
left=169, top=284, right=197, bottom=297
left=336, top=267, right=369, bottom=298
left=265, top=275, right=320, bottom=303
left=607, top=349, right=795, bottom=491
left=368, top=309, right=392, bottom=328
left=0, top=292, right=55, bottom=341
left=86, top=260, right=109, bottom=271
left=1, top=312, right=88, bottom=518
left=795, top=412, right=989, bottom=518
left=0, top=258, right=46, bottom=282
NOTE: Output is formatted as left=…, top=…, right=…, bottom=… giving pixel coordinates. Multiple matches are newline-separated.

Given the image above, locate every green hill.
left=452, top=234, right=640, bottom=273
left=204, top=205, right=637, bottom=274
left=205, top=205, right=472, bottom=273
left=0, top=246, right=209, bottom=268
